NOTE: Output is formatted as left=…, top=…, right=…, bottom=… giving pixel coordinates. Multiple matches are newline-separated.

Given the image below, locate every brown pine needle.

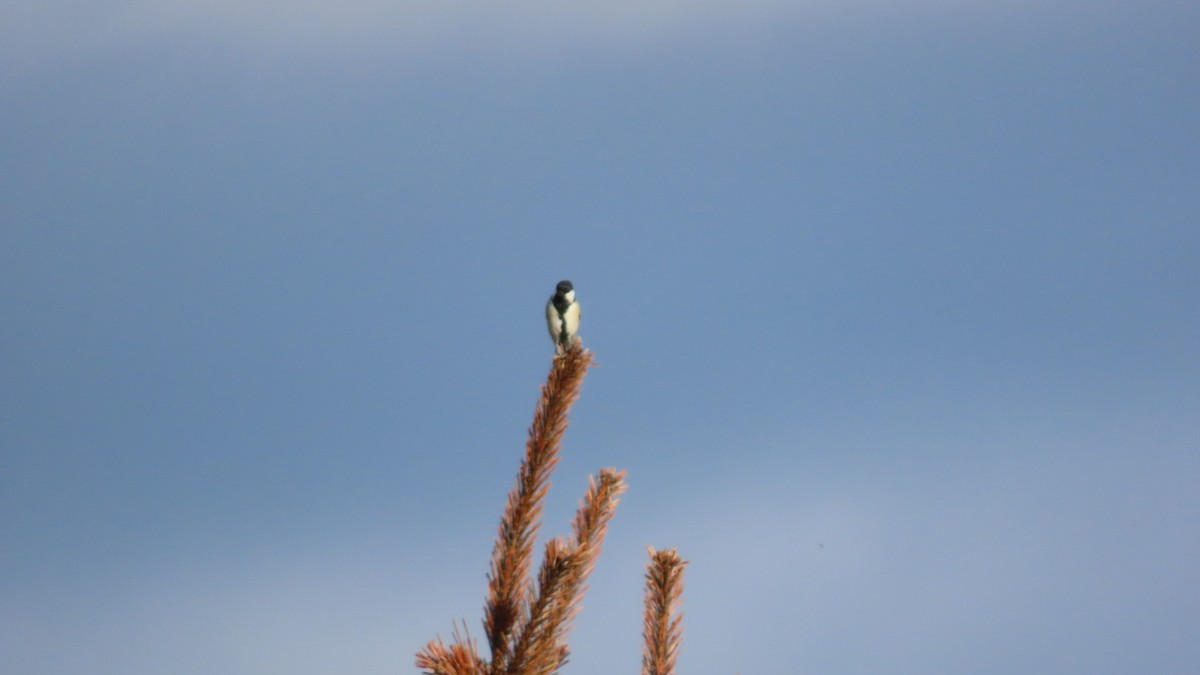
left=416, top=625, right=487, bottom=675
left=642, top=547, right=687, bottom=675
left=483, top=342, right=595, bottom=671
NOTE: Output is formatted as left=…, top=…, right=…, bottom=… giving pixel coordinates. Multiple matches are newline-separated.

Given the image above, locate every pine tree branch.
left=483, top=341, right=594, bottom=671
left=507, top=468, right=627, bottom=675
left=416, top=625, right=488, bottom=675
left=641, top=547, right=687, bottom=675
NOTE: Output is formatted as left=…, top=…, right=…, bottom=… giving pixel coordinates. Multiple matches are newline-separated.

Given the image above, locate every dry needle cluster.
left=416, top=341, right=687, bottom=675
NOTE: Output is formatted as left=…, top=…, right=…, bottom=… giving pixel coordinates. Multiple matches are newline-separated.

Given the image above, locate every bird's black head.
left=555, top=280, right=574, bottom=295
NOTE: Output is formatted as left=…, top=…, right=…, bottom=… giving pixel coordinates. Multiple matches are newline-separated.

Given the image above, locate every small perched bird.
left=545, top=280, right=581, bottom=350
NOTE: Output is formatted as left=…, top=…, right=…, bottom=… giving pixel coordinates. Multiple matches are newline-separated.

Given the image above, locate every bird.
left=545, top=280, right=581, bottom=350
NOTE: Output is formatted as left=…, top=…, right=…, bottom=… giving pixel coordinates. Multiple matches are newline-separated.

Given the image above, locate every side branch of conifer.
left=507, top=468, right=627, bottom=675
left=416, top=626, right=487, bottom=675
left=641, top=547, right=687, bottom=675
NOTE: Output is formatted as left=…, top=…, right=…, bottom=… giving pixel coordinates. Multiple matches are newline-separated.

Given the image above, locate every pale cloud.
left=3, top=0, right=1034, bottom=74
left=0, top=537, right=478, bottom=675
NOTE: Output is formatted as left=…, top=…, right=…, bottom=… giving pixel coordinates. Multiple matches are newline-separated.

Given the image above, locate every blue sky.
left=2, top=1, right=1198, bottom=673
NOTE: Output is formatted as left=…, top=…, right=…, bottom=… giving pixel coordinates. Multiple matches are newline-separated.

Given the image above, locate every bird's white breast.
left=561, top=300, right=581, bottom=336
